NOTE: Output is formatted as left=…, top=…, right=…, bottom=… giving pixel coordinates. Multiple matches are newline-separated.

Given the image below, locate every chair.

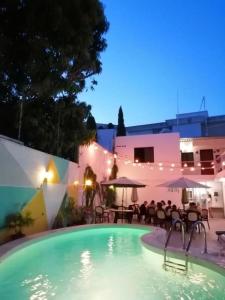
left=186, top=211, right=200, bottom=232
left=95, top=206, right=109, bottom=223
left=171, top=210, right=181, bottom=221
left=171, top=210, right=184, bottom=230
left=146, top=207, right=156, bottom=224
left=201, top=209, right=210, bottom=230
left=156, top=209, right=167, bottom=228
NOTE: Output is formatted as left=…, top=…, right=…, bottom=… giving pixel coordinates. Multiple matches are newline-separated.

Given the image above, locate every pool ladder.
left=163, top=220, right=207, bottom=274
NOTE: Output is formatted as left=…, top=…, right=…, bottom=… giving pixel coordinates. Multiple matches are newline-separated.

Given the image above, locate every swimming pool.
left=0, top=225, right=225, bottom=299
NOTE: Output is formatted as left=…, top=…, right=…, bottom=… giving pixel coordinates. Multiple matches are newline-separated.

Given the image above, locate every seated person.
left=165, top=200, right=172, bottom=219
left=138, top=201, right=148, bottom=222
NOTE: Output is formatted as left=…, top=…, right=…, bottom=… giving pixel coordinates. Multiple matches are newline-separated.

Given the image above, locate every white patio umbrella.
left=157, top=177, right=210, bottom=209
left=131, top=188, right=139, bottom=203
left=157, top=177, right=210, bottom=189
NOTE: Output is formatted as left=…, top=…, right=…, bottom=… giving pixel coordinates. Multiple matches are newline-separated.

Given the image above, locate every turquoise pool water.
left=0, top=226, right=225, bottom=300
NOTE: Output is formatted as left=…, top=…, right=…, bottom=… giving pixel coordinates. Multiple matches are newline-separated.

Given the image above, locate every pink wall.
left=115, top=133, right=183, bottom=207
left=78, top=143, right=114, bottom=205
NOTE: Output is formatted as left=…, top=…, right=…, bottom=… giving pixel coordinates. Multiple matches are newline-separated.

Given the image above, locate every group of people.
left=128, top=199, right=208, bottom=225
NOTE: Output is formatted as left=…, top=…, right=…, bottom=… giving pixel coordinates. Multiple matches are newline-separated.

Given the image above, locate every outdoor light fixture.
left=158, top=162, right=163, bottom=166
left=107, top=168, right=111, bottom=174
left=190, top=167, right=195, bottom=172
left=103, top=150, right=108, bottom=154
left=159, top=167, right=163, bottom=171
left=222, top=161, right=225, bottom=166
left=184, top=163, right=188, bottom=167
left=39, top=168, right=53, bottom=185
left=74, top=180, right=79, bottom=186
left=197, top=162, right=201, bottom=167
left=135, top=159, right=139, bottom=163
left=113, top=153, right=117, bottom=158
left=107, top=159, right=112, bottom=165
left=85, top=179, right=92, bottom=186
left=171, top=163, right=175, bottom=167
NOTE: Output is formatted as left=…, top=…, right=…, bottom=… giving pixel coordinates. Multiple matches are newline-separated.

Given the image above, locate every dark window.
left=134, top=147, right=154, bottom=163
left=181, top=152, right=194, bottom=167
left=200, top=149, right=214, bottom=175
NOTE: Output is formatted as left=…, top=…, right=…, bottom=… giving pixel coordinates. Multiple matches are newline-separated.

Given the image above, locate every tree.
left=0, top=0, right=109, bottom=159
left=107, top=123, right=114, bottom=129
left=105, top=162, right=118, bottom=207
left=86, top=113, right=97, bottom=141
left=116, top=106, right=126, bottom=136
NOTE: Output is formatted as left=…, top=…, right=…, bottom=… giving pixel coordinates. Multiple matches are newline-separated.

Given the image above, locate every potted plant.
left=5, top=212, right=34, bottom=240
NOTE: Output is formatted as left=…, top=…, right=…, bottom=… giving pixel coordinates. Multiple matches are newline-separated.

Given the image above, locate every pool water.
left=0, top=226, right=225, bottom=300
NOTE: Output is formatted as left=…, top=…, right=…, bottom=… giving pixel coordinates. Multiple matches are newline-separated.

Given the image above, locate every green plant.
left=5, top=212, right=34, bottom=239
left=83, top=166, right=100, bottom=208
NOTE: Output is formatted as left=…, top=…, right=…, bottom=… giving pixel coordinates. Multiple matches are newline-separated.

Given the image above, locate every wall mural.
left=0, top=138, right=78, bottom=244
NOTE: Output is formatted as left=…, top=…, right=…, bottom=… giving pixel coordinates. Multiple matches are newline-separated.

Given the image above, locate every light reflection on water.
left=0, top=227, right=225, bottom=300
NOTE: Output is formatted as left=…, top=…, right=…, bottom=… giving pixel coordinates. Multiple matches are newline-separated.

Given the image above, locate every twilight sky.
left=79, top=0, right=225, bottom=126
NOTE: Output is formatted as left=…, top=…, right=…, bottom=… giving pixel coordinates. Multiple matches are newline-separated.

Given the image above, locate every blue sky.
left=79, top=0, right=225, bottom=126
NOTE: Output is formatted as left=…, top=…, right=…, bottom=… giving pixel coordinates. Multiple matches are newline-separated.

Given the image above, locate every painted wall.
left=0, top=136, right=79, bottom=243
left=115, top=133, right=183, bottom=207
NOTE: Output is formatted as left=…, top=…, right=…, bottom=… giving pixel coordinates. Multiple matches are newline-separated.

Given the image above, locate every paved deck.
left=141, top=217, right=225, bottom=270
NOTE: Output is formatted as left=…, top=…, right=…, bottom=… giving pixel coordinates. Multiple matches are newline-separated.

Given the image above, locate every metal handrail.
left=165, top=219, right=186, bottom=250
left=186, top=221, right=207, bottom=254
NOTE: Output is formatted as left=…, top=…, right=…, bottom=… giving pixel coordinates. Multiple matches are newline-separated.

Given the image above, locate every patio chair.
left=201, top=209, right=210, bottom=230
left=146, top=207, right=156, bottom=224
left=156, top=209, right=167, bottom=228
left=95, top=206, right=109, bottom=223
left=186, top=211, right=200, bottom=233
left=171, top=210, right=182, bottom=230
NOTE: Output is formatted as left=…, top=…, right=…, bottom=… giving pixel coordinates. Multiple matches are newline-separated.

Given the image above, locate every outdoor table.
left=110, top=209, right=133, bottom=223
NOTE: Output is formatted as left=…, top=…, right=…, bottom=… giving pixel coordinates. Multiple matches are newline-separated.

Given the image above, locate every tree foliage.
left=116, top=106, right=126, bottom=136
left=105, top=161, right=118, bottom=207
left=83, top=165, right=100, bottom=208
left=0, top=0, right=109, bottom=161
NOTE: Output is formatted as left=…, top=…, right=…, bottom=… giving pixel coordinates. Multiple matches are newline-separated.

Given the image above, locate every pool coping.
left=1, top=224, right=225, bottom=276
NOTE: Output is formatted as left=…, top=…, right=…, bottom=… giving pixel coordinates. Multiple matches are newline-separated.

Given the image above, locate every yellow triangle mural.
left=22, top=189, right=48, bottom=236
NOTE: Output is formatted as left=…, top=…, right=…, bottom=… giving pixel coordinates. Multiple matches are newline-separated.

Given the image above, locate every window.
left=181, top=152, right=194, bottom=167
left=200, top=149, right=214, bottom=175
left=134, top=147, right=154, bottom=163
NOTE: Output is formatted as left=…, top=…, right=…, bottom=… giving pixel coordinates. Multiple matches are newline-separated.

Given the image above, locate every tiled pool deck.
left=1, top=218, right=225, bottom=272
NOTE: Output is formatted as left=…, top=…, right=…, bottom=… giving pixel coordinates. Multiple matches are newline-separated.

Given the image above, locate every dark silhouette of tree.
left=107, top=123, right=114, bottom=129
left=116, top=106, right=126, bottom=136
left=0, top=0, right=109, bottom=160
left=86, top=113, right=97, bottom=141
